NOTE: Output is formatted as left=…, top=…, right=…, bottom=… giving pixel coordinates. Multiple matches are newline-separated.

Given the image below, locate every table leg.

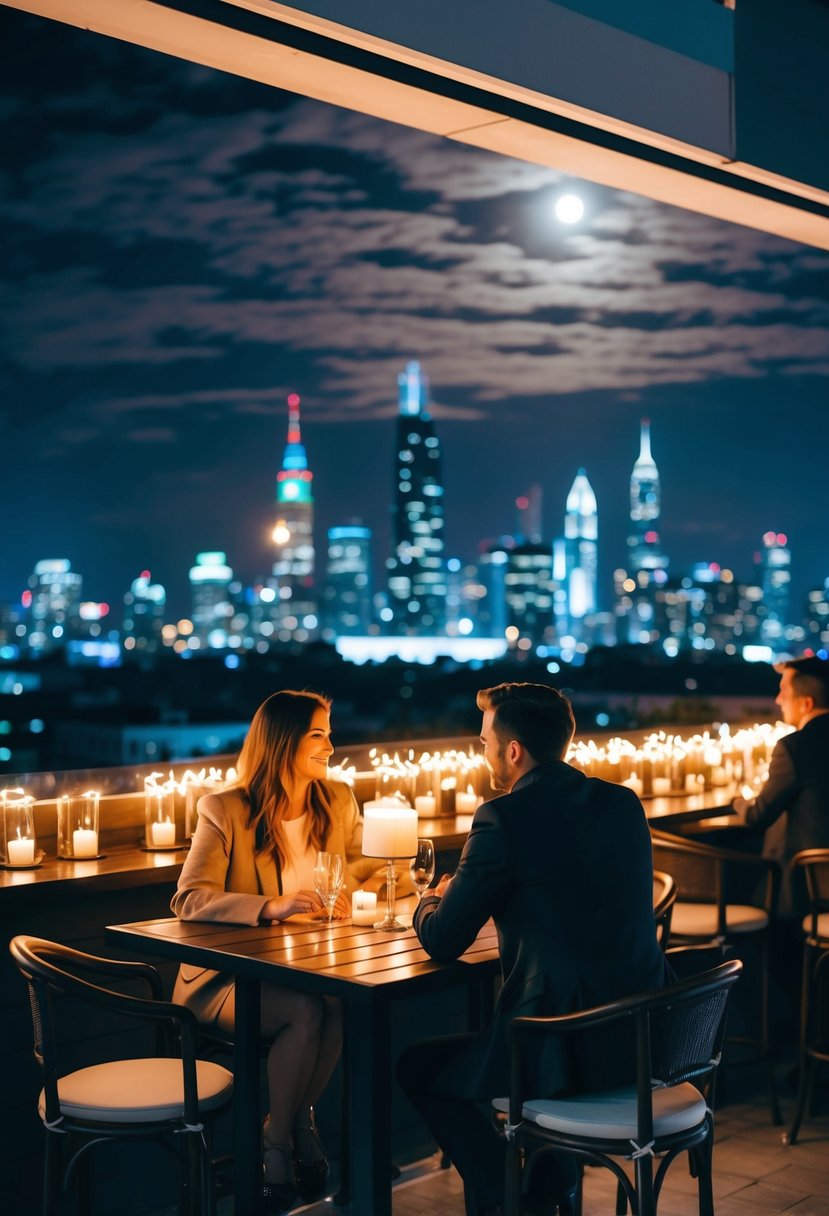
left=234, top=975, right=262, bottom=1215
left=345, top=999, right=392, bottom=1216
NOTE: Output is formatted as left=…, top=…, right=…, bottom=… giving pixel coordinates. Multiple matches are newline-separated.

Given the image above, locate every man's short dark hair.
left=476, top=682, right=575, bottom=763
left=777, top=656, right=829, bottom=709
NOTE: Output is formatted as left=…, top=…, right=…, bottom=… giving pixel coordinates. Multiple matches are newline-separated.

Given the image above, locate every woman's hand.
left=331, top=889, right=351, bottom=920
left=262, top=889, right=324, bottom=921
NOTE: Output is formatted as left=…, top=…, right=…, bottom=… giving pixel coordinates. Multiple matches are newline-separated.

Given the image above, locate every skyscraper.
left=189, top=551, right=233, bottom=647
left=628, top=419, right=668, bottom=573
left=559, top=467, right=598, bottom=635
left=25, top=559, right=83, bottom=655
left=272, top=393, right=317, bottom=641
left=323, top=526, right=372, bottom=639
left=386, top=361, right=446, bottom=634
left=123, top=570, right=166, bottom=656
left=757, top=531, right=791, bottom=648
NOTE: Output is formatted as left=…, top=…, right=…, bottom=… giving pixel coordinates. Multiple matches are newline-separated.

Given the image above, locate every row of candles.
left=0, top=724, right=790, bottom=869
left=0, top=761, right=358, bottom=869
left=367, top=723, right=791, bottom=813
left=0, top=767, right=235, bottom=869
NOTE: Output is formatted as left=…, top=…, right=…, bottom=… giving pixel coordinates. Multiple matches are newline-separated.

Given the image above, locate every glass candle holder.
left=2, top=788, right=37, bottom=867
left=144, top=778, right=178, bottom=849
left=57, top=791, right=101, bottom=859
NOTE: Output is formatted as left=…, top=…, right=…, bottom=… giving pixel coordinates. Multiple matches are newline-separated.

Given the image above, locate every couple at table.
left=172, top=684, right=669, bottom=1216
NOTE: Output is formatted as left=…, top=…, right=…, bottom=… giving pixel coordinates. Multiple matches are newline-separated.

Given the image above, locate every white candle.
left=72, top=828, right=98, bottom=858
left=7, top=837, right=35, bottom=866
left=652, top=777, right=672, bottom=796
left=710, top=766, right=729, bottom=787
left=455, top=789, right=480, bottom=814
left=351, top=890, right=378, bottom=926
left=362, top=801, right=418, bottom=858
left=150, top=820, right=176, bottom=848
left=622, top=775, right=644, bottom=796
left=414, top=794, right=437, bottom=816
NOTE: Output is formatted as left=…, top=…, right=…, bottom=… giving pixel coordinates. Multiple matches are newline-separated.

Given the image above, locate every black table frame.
left=107, top=915, right=499, bottom=1216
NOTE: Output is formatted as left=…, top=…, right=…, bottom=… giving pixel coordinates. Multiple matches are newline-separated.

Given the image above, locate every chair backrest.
left=9, top=936, right=179, bottom=1128
left=793, top=849, right=829, bottom=938
left=650, top=829, right=779, bottom=928
left=647, top=961, right=739, bottom=1090
left=653, top=870, right=677, bottom=951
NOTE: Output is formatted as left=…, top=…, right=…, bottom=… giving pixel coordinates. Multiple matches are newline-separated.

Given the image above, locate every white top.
left=280, top=813, right=317, bottom=892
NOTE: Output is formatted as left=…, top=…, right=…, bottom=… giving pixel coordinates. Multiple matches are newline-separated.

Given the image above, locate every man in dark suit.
left=732, top=655, right=829, bottom=917
left=398, top=682, right=670, bottom=1216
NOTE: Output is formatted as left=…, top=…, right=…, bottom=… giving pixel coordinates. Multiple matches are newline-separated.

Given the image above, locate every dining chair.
left=9, top=935, right=233, bottom=1216
left=494, top=957, right=742, bottom=1216
left=650, top=829, right=781, bottom=1123
left=783, top=848, right=829, bottom=1145
left=653, top=870, right=677, bottom=953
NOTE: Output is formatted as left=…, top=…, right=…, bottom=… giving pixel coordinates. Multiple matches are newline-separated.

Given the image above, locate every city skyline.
left=2, top=9, right=829, bottom=620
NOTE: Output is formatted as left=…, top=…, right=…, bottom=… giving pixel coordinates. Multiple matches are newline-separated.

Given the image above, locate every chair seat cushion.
left=801, top=912, right=829, bottom=942
left=39, top=1058, right=233, bottom=1125
left=671, top=902, right=768, bottom=937
left=493, top=1082, right=706, bottom=1141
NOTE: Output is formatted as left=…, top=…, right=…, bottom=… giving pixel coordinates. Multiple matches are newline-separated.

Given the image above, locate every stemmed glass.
left=410, top=838, right=435, bottom=900
left=314, top=851, right=344, bottom=923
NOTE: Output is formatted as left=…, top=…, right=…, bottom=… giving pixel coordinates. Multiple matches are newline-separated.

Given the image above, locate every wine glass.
left=410, top=838, right=435, bottom=900
left=314, top=851, right=344, bottom=923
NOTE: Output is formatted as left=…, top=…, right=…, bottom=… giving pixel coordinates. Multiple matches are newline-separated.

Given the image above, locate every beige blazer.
left=171, top=780, right=376, bottom=1021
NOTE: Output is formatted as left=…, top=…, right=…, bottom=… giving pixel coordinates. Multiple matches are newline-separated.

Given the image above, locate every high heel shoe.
left=293, top=1107, right=330, bottom=1203
left=262, top=1125, right=297, bottom=1214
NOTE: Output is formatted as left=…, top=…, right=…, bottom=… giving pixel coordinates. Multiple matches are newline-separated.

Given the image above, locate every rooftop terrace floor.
left=155, top=1065, right=829, bottom=1216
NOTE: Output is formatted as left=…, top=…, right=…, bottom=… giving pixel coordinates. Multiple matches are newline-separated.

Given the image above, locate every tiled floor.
left=202, top=1075, right=829, bottom=1216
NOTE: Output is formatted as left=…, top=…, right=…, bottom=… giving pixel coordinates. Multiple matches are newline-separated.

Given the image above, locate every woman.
left=172, top=689, right=376, bottom=1213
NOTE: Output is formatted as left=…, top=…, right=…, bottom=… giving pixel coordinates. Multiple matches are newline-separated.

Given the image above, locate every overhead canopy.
left=5, top=0, right=829, bottom=249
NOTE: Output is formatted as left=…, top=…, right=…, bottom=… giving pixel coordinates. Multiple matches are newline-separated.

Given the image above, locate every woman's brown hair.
left=235, top=689, right=334, bottom=871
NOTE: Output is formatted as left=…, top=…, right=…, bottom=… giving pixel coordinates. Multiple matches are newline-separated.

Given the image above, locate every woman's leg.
left=216, top=982, right=326, bottom=1142
left=293, top=996, right=342, bottom=1162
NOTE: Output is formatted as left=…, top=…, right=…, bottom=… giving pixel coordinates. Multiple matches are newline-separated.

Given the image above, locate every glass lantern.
left=2, top=788, right=37, bottom=868
left=57, top=791, right=100, bottom=859
left=144, top=776, right=178, bottom=849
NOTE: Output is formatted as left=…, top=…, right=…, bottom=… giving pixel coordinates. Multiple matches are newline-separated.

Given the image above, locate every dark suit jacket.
left=745, top=712, right=829, bottom=916
left=413, top=761, right=670, bottom=1101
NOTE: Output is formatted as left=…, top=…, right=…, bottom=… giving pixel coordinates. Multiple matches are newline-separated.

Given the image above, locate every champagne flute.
left=410, top=838, right=435, bottom=900
left=314, top=851, right=344, bottom=923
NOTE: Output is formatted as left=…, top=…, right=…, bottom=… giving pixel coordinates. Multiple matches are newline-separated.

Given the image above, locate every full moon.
left=554, top=193, right=584, bottom=224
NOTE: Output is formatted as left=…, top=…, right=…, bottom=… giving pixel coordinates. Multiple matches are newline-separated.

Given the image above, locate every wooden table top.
left=107, top=911, right=500, bottom=1003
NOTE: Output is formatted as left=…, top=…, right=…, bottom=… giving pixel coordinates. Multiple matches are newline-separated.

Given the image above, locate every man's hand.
left=731, top=795, right=751, bottom=822
left=433, top=873, right=453, bottom=898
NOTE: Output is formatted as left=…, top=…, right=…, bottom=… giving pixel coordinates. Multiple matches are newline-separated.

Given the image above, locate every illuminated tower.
left=562, top=468, right=598, bottom=632
left=123, top=570, right=166, bottom=656
left=757, top=530, right=791, bottom=648
left=386, top=361, right=446, bottom=634
left=26, top=559, right=83, bottom=655
left=272, top=393, right=317, bottom=641
left=323, top=526, right=372, bottom=639
left=189, top=551, right=233, bottom=647
left=628, top=419, right=668, bottom=573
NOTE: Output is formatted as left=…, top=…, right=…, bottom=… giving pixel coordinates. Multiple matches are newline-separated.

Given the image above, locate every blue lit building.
left=628, top=419, right=668, bottom=574
left=26, top=559, right=83, bottom=655
left=386, top=362, right=446, bottom=635
left=123, top=570, right=166, bottom=657
left=323, top=525, right=372, bottom=639
left=757, top=530, right=791, bottom=648
left=189, top=551, right=234, bottom=648
left=555, top=467, right=598, bottom=640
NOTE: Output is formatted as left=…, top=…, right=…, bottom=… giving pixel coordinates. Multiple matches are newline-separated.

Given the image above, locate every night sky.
left=2, top=9, right=829, bottom=620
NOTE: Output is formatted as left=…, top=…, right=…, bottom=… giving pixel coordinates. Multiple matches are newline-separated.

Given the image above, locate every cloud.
left=1, top=20, right=828, bottom=443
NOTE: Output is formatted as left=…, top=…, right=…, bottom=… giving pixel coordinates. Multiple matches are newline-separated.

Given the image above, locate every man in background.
left=733, top=655, right=829, bottom=917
